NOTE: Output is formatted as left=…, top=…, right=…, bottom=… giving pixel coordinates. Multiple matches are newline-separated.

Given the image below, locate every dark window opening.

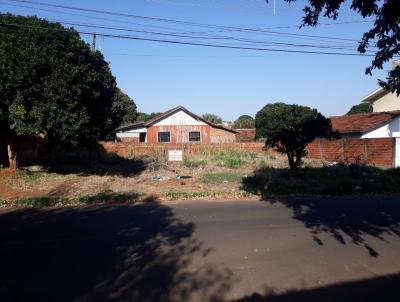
left=189, top=131, right=201, bottom=142
left=158, top=132, right=171, bottom=143
left=139, top=133, right=146, bottom=143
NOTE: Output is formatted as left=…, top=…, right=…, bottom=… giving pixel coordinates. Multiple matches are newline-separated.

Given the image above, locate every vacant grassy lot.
left=1, top=147, right=399, bottom=207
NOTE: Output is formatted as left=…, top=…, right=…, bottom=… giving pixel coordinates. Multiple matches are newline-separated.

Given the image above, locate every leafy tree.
left=202, top=113, right=223, bottom=124
left=284, top=0, right=400, bottom=95
left=111, top=88, right=138, bottom=126
left=346, top=103, right=373, bottom=115
left=233, top=115, right=255, bottom=129
left=136, top=112, right=161, bottom=122
left=0, top=14, right=117, bottom=169
left=255, top=102, right=335, bottom=170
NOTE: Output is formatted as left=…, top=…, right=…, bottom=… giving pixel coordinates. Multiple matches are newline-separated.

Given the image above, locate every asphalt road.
left=1, top=196, right=400, bottom=302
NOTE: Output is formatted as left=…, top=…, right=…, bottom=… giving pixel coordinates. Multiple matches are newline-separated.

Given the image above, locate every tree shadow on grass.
left=37, top=143, right=147, bottom=177
left=241, top=167, right=400, bottom=257
left=0, top=199, right=235, bottom=302
left=232, top=273, right=400, bottom=302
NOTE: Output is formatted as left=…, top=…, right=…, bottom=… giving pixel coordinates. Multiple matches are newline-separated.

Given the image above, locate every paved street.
left=1, top=196, right=400, bottom=301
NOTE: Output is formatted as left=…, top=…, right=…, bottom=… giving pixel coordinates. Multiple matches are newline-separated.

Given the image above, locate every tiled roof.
left=330, top=111, right=400, bottom=134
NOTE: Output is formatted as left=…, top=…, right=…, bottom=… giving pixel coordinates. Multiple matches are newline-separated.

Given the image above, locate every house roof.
left=330, top=111, right=400, bottom=134
left=360, top=87, right=390, bottom=103
left=116, top=106, right=238, bottom=133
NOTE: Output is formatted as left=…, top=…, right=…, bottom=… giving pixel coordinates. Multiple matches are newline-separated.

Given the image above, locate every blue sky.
left=0, top=0, right=392, bottom=121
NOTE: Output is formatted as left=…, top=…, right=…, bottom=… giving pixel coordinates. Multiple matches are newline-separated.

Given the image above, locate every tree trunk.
left=287, top=152, right=297, bottom=170
left=7, top=139, right=18, bottom=170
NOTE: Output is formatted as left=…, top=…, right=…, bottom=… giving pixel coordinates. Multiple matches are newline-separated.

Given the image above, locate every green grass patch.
left=202, top=172, right=244, bottom=184
left=242, top=165, right=400, bottom=196
left=211, top=149, right=249, bottom=168
left=165, top=191, right=220, bottom=200
left=1, top=190, right=142, bottom=208
left=77, top=190, right=141, bottom=204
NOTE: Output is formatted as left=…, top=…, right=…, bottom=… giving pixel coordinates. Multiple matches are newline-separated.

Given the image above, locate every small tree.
left=255, top=103, right=335, bottom=170
left=202, top=113, right=223, bottom=124
left=233, top=115, right=255, bottom=129
left=346, top=103, right=373, bottom=115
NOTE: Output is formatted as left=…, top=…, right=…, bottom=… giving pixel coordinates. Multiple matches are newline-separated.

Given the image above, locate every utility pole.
left=92, top=33, right=96, bottom=52
left=273, top=0, right=276, bottom=15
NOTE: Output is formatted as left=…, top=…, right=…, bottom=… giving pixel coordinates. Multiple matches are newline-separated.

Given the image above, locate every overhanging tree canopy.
left=0, top=14, right=117, bottom=169
left=284, top=0, right=400, bottom=95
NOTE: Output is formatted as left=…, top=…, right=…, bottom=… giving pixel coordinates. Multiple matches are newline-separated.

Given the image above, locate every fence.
left=306, top=138, right=398, bottom=167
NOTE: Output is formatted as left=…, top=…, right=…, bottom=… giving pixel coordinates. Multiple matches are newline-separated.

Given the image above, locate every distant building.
left=330, top=111, right=400, bottom=139
left=116, top=106, right=238, bottom=144
left=360, top=61, right=400, bottom=112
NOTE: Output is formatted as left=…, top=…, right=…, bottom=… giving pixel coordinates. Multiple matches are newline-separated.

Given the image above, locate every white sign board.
left=168, top=150, right=183, bottom=161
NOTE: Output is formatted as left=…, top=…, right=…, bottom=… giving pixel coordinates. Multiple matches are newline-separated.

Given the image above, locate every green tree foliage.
left=202, top=113, right=223, bottom=124
left=346, top=103, right=373, bottom=115
left=233, top=115, right=255, bottom=129
left=285, top=0, right=400, bottom=95
left=112, top=88, right=138, bottom=126
left=255, top=103, right=335, bottom=170
left=135, top=112, right=161, bottom=122
left=0, top=14, right=117, bottom=169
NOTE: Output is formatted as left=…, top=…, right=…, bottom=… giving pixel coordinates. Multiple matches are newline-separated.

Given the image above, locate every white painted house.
left=360, top=61, right=400, bottom=112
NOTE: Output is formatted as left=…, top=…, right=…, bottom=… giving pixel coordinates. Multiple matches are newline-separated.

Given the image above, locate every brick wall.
left=307, top=138, right=395, bottom=167
left=99, top=141, right=265, bottom=158
left=235, top=129, right=256, bottom=142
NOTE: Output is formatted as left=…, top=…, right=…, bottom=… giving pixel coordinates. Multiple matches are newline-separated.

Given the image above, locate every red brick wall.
left=99, top=141, right=265, bottom=158
left=307, top=138, right=395, bottom=167
left=118, top=137, right=139, bottom=143
left=235, top=129, right=256, bottom=142
left=146, top=125, right=211, bottom=144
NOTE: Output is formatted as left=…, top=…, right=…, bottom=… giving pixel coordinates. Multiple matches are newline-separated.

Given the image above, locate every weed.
left=12, top=197, right=61, bottom=207
left=78, top=190, right=140, bottom=204
left=212, top=149, right=247, bottom=168
left=128, top=146, right=136, bottom=159
left=183, top=156, right=208, bottom=168
left=165, top=191, right=219, bottom=200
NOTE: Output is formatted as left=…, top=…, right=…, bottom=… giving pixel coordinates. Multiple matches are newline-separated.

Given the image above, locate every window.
left=139, top=133, right=146, bottom=143
left=158, top=132, right=171, bottom=143
left=189, top=131, right=201, bottom=142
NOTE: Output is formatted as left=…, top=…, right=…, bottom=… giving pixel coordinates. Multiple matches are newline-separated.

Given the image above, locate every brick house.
left=330, top=111, right=400, bottom=139
left=116, top=106, right=238, bottom=144
left=306, top=111, right=400, bottom=167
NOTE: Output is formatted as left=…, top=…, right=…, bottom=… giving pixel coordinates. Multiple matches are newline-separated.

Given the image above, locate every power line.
left=0, top=22, right=375, bottom=57
left=8, top=0, right=373, bottom=37
left=49, top=19, right=374, bottom=52
left=1, top=0, right=372, bottom=46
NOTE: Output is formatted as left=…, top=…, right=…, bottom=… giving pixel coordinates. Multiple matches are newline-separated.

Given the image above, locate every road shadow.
left=241, top=167, right=400, bottom=257
left=0, top=201, right=235, bottom=302
left=232, top=273, right=400, bottom=302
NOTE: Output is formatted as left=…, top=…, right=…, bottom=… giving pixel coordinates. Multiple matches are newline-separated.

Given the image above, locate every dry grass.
left=0, top=149, right=321, bottom=204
